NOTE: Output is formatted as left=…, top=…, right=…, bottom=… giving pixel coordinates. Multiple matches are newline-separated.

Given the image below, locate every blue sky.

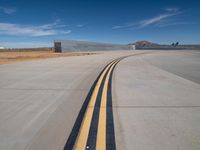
left=0, top=0, right=200, bottom=48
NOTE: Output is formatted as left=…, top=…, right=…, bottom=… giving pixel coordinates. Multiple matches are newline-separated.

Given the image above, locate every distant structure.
left=172, top=42, right=179, bottom=47
left=129, top=40, right=200, bottom=50
left=54, top=40, right=135, bottom=52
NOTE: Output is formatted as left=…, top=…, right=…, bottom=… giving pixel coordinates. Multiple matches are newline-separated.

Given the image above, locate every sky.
left=0, top=0, right=200, bottom=48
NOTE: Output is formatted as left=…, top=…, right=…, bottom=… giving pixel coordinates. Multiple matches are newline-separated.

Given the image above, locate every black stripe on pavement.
left=85, top=63, right=114, bottom=149
left=64, top=61, right=113, bottom=150
left=106, top=61, right=119, bottom=150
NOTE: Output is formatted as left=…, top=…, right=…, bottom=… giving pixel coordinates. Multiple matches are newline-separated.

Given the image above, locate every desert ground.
left=0, top=51, right=92, bottom=65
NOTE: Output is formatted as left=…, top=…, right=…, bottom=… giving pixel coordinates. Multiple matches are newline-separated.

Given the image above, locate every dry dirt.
left=0, top=51, right=92, bottom=65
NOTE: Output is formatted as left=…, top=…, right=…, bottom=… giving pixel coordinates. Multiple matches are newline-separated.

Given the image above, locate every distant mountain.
left=128, top=41, right=159, bottom=46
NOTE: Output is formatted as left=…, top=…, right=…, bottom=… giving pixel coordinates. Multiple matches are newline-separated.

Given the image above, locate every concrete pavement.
left=113, top=51, right=200, bottom=150
left=0, top=50, right=200, bottom=150
left=0, top=51, right=134, bottom=150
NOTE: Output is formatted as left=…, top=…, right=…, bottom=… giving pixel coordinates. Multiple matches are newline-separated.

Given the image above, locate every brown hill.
left=129, top=41, right=159, bottom=46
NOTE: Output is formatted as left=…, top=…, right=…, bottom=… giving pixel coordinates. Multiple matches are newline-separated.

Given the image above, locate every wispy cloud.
left=112, top=23, right=137, bottom=29
left=76, top=24, right=86, bottom=28
left=0, top=6, right=16, bottom=14
left=0, top=21, right=71, bottom=36
left=112, top=7, right=184, bottom=29
left=139, top=12, right=181, bottom=27
left=165, top=7, right=180, bottom=12
left=112, top=25, right=130, bottom=29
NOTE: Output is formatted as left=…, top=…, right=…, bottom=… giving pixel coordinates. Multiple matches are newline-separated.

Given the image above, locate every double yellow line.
left=65, top=53, right=153, bottom=150
left=74, top=59, right=120, bottom=150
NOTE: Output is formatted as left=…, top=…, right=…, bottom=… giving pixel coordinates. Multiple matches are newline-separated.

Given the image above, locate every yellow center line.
left=74, top=60, right=117, bottom=150
left=96, top=60, right=119, bottom=150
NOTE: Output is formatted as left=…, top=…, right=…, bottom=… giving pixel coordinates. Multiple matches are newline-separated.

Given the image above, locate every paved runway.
left=0, top=50, right=200, bottom=150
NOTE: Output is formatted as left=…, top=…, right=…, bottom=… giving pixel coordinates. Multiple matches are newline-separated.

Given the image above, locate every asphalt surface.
left=0, top=50, right=200, bottom=150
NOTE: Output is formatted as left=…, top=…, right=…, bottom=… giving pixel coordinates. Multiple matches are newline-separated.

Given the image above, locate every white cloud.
left=0, top=21, right=71, bottom=36
left=111, top=23, right=137, bottom=29
left=0, top=6, right=16, bottom=14
left=76, top=24, right=86, bottom=28
left=139, top=12, right=180, bottom=27
left=62, top=30, right=72, bottom=34
left=165, top=7, right=179, bottom=12
left=112, top=8, right=183, bottom=29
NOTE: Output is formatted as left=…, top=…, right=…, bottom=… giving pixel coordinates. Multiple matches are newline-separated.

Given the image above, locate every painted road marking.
left=74, top=60, right=117, bottom=150
left=64, top=52, right=154, bottom=150
left=64, top=57, right=123, bottom=150
left=96, top=60, right=120, bottom=150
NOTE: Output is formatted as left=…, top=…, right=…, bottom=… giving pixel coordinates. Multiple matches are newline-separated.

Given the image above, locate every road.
left=0, top=50, right=200, bottom=150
